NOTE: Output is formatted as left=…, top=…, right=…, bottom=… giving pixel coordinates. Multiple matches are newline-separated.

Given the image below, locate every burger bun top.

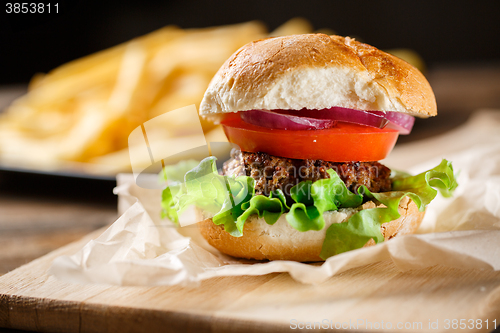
left=199, top=34, right=436, bottom=118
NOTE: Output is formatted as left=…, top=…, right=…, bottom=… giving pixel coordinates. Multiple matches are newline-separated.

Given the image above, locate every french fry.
left=31, top=26, right=183, bottom=89
left=269, top=17, right=313, bottom=36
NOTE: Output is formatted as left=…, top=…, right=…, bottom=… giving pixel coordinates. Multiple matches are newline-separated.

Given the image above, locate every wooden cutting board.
left=0, top=228, right=499, bottom=333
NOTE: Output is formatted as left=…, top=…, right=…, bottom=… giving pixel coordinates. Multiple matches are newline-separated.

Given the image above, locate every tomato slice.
left=221, top=116, right=399, bottom=162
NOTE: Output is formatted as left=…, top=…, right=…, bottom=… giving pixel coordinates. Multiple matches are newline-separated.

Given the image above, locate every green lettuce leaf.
left=288, top=181, right=324, bottom=231
left=285, top=170, right=364, bottom=232
left=238, top=190, right=288, bottom=226
left=212, top=175, right=254, bottom=237
left=160, top=185, right=179, bottom=221
left=161, top=157, right=457, bottom=260
left=161, top=156, right=254, bottom=237
left=320, top=159, right=457, bottom=259
left=159, top=159, right=200, bottom=183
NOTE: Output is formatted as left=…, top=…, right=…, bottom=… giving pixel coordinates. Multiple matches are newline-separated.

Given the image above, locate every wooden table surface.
left=0, top=63, right=500, bottom=332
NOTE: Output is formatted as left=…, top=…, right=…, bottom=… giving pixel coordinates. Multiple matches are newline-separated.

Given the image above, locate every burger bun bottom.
left=197, top=197, right=424, bottom=262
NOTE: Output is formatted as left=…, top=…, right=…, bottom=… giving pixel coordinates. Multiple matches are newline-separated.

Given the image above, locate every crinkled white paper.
left=50, top=110, right=500, bottom=285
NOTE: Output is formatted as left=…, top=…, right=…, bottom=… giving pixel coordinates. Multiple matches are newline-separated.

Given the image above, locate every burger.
left=161, top=34, right=457, bottom=261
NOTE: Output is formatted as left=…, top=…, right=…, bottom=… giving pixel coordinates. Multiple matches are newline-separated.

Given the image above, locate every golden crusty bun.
left=198, top=197, right=425, bottom=261
left=199, top=33, right=436, bottom=118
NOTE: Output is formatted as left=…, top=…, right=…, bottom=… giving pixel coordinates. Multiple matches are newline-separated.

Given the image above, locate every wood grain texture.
left=0, top=228, right=499, bottom=333
left=0, top=194, right=116, bottom=275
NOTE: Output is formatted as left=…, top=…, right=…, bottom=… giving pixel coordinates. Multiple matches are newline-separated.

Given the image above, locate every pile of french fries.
left=0, top=19, right=314, bottom=174
left=0, top=18, right=424, bottom=175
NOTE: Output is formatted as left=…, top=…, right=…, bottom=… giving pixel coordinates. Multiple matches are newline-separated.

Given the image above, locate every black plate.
left=0, top=164, right=118, bottom=206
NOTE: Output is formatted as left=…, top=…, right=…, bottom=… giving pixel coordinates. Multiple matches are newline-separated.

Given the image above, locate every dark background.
left=1, top=0, right=500, bottom=84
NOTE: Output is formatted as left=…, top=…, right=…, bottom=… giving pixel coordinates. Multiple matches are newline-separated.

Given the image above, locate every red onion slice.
left=240, top=107, right=415, bottom=134
left=369, top=110, right=415, bottom=135
left=240, top=109, right=336, bottom=130
left=287, top=107, right=389, bottom=129
left=279, top=107, right=415, bottom=135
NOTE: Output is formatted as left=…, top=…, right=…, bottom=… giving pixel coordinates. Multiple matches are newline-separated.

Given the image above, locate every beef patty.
left=223, top=149, right=392, bottom=198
